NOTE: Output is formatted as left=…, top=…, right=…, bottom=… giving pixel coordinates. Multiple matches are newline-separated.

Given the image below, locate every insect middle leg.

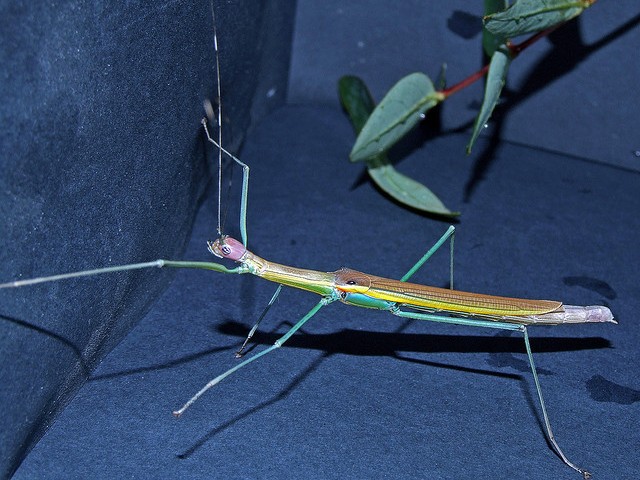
left=235, top=284, right=283, bottom=357
left=401, top=225, right=455, bottom=288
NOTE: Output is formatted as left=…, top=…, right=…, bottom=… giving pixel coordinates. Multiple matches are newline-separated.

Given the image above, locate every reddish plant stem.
left=509, top=23, right=562, bottom=56
left=441, top=64, right=489, bottom=98
left=440, top=24, right=561, bottom=99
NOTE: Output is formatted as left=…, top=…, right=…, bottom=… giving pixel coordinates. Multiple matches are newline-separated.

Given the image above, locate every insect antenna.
left=203, top=0, right=249, bottom=246
left=210, top=1, right=223, bottom=238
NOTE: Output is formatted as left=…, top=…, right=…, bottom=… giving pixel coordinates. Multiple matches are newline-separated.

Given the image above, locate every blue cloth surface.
left=0, top=1, right=293, bottom=476
left=3, top=1, right=640, bottom=478
left=14, top=105, right=640, bottom=479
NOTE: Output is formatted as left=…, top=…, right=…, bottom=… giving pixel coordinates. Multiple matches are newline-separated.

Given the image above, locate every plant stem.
left=441, top=64, right=489, bottom=98
left=440, top=24, right=562, bottom=99
left=508, top=24, right=562, bottom=56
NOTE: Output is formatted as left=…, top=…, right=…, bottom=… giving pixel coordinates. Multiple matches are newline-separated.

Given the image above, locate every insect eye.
left=221, top=245, right=232, bottom=255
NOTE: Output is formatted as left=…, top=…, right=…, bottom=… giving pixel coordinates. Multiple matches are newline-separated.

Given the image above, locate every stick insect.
left=0, top=8, right=615, bottom=480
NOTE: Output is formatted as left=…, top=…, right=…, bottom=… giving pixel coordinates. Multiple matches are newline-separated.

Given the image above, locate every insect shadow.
left=173, top=319, right=612, bottom=458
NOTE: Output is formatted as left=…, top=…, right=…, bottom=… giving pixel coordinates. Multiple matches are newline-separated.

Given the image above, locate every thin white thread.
left=210, top=1, right=223, bottom=237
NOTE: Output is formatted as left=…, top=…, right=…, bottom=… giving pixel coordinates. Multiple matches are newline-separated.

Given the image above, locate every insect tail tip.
left=598, top=306, right=616, bottom=324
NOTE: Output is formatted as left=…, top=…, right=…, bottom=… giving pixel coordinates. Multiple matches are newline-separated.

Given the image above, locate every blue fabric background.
left=0, top=0, right=293, bottom=477
left=2, top=1, right=639, bottom=479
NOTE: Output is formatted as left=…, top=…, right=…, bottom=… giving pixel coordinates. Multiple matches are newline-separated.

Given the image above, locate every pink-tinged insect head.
left=208, top=236, right=247, bottom=262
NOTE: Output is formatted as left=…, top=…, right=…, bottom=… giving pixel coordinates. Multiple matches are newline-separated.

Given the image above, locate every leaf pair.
left=339, top=0, right=595, bottom=216
left=339, top=75, right=457, bottom=218
left=470, top=0, right=594, bottom=152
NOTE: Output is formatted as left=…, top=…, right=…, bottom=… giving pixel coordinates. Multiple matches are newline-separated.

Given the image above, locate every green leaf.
left=338, top=75, right=459, bottom=217
left=484, top=0, right=593, bottom=39
left=483, top=0, right=509, bottom=56
left=338, top=75, right=376, bottom=133
left=349, top=73, right=443, bottom=163
left=467, top=46, right=511, bottom=154
left=368, top=162, right=460, bottom=217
